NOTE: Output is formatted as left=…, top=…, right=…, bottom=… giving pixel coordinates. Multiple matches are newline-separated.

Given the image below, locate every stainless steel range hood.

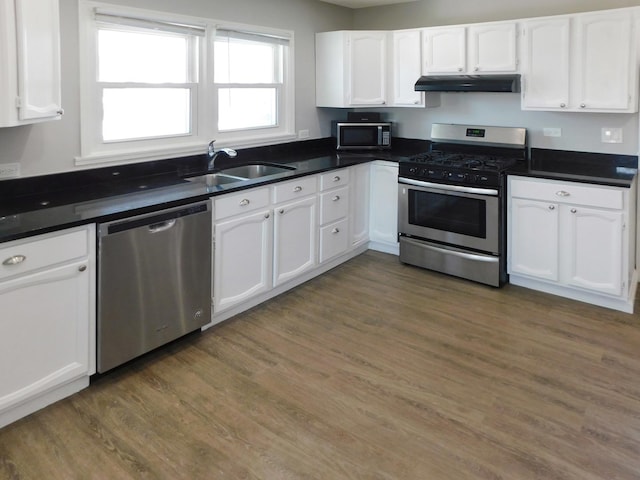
left=414, top=74, right=521, bottom=93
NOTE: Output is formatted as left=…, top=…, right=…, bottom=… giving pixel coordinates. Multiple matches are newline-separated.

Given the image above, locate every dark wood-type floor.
left=2, top=250, right=640, bottom=479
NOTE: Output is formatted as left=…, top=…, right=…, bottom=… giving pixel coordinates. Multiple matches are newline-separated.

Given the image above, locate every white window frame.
left=77, top=2, right=295, bottom=167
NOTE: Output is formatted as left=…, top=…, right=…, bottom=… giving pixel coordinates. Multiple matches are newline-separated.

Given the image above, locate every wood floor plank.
left=2, top=250, right=640, bottom=479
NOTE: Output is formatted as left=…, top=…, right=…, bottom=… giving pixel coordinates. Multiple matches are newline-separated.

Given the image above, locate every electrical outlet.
left=0, top=163, right=20, bottom=179
left=298, top=129, right=310, bottom=139
left=601, top=127, right=623, bottom=144
left=543, top=127, right=562, bottom=137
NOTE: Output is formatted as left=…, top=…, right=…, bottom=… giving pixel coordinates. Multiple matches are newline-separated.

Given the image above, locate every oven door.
left=398, top=177, right=500, bottom=254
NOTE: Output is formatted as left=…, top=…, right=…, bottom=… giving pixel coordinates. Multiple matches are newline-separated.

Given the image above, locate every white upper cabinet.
left=422, top=22, right=517, bottom=75
left=391, top=29, right=424, bottom=106
left=316, top=30, right=387, bottom=107
left=0, top=0, right=62, bottom=126
left=522, top=9, right=638, bottom=112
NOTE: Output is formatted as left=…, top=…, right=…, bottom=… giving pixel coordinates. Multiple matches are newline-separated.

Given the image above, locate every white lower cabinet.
left=350, top=163, right=370, bottom=248
left=0, top=225, right=95, bottom=429
left=508, top=176, right=636, bottom=312
left=273, top=195, right=317, bottom=287
left=319, top=169, right=350, bottom=263
left=369, top=160, right=399, bottom=255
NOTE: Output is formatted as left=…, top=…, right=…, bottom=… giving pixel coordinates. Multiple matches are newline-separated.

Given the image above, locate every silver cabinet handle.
left=580, top=104, right=586, bottom=108
left=555, top=191, right=570, bottom=197
left=294, top=186, right=302, bottom=192
left=560, top=103, right=566, bottom=108
left=548, top=205, right=555, bottom=210
left=458, top=67, right=463, bottom=72
left=332, top=227, right=340, bottom=234
left=571, top=208, right=577, bottom=213
left=474, top=66, right=479, bottom=72
left=3, top=254, right=26, bottom=266
left=332, top=195, right=340, bottom=201
left=265, top=213, right=270, bottom=219
left=239, top=199, right=250, bottom=206
left=56, top=108, right=64, bottom=115
left=279, top=209, right=284, bottom=214
left=333, top=176, right=340, bottom=182
left=78, top=265, right=87, bottom=272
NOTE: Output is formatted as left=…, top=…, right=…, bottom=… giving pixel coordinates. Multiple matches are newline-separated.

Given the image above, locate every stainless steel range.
left=398, top=123, right=527, bottom=287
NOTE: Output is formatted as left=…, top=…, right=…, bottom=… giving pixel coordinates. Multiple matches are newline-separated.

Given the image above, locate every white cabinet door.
left=369, top=161, right=398, bottom=252
left=348, top=31, right=387, bottom=105
left=575, top=12, right=634, bottom=111
left=14, top=0, right=62, bottom=121
left=468, top=22, right=517, bottom=73
left=0, top=259, right=91, bottom=416
left=564, top=206, right=623, bottom=296
left=350, top=163, right=370, bottom=248
left=509, top=198, right=559, bottom=281
left=392, top=30, right=423, bottom=106
left=214, top=210, right=272, bottom=312
left=423, top=27, right=466, bottom=74
left=273, top=196, right=317, bottom=287
left=521, top=17, right=571, bottom=110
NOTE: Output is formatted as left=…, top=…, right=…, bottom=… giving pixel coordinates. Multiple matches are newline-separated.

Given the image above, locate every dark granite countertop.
left=508, top=148, right=638, bottom=187
left=0, top=138, right=429, bottom=243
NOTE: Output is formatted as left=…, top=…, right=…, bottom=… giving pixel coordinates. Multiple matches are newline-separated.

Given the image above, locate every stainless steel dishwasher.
left=97, top=201, right=211, bottom=373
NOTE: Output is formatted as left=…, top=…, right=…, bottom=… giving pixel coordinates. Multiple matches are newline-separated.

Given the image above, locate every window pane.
left=98, top=29, right=191, bottom=83
left=102, top=88, right=190, bottom=141
left=218, top=88, right=276, bottom=131
left=214, top=39, right=279, bottom=83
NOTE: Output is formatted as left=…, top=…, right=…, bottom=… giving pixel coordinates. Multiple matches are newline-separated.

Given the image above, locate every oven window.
left=408, top=190, right=486, bottom=238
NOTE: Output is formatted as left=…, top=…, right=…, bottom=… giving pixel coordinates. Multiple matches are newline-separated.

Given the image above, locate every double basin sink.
left=186, top=163, right=296, bottom=187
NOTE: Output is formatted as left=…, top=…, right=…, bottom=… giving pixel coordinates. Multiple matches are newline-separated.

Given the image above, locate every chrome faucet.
left=207, top=140, right=237, bottom=171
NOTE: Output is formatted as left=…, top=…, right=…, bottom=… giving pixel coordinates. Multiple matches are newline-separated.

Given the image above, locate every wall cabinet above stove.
left=521, top=10, right=638, bottom=113
left=0, top=0, right=63, bottom=127
left=422, top=21, right=518, bottom=75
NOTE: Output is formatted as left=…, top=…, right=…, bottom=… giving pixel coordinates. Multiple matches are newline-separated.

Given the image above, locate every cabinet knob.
left=56, top=109, right=64, bottom=116
left=458, top=67, right=463, bottom=72
left=265, top=213, right=270, bottom=219
left=555, top=190, right=570, bottom=197
left=580, top=103, right=586, bottom=108
left=239, top=199, right=250, bottom=206
left=78, top=265, right=87, bottom=272
left=571, top=208, right=577, bottom=214
left=560, top=103, right=566, bottom=108
left=414, top=100, right=420, bottom=104
left=294, top=186, right=302, bottom=192
left=474, top=66, right=479, bottom=72
left=332, top=195, right=340, bottom=201
left=333, top=176, right=340, bottom=182
left=548, top=205, right=555, bottom=210
left=332, top=227, right=340, bottom=234
left=2, top=254, right=26, bottom=266
left=279, top=209, right=284, bottom=214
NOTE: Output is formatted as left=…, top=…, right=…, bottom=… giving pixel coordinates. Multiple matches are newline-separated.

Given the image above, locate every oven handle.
left=402, top=237, right=499, bottom=263
left=398, top=177, right=499, bottom=196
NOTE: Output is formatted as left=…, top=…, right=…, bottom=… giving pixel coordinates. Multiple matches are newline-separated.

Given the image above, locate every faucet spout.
left=207, top=140, right=237, bottom=171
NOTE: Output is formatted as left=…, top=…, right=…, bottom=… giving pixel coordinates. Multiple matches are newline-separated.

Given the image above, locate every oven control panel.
left=399, top=163, right=500, bottom=188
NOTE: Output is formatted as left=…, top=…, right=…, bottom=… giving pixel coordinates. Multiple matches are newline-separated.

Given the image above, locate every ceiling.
left=318, top=0, right=417, bottom=9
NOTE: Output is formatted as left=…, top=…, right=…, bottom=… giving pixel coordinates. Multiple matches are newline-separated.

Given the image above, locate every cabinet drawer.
left=0, top=228, right=88, bottom=281
left=320, top=168, right=350, bottom=191
left=215, top=186, right=270, bottom=220
left=510, top=177, right=623, bottom=209
left=272, top=176, right=317, bottom=204
left=320, top=186, right=349, bottom=225
left=319, top=218, right=349, bottom=263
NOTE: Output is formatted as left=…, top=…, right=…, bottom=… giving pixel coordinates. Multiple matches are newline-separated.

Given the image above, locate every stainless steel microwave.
left=332, top=122, right=392, bottom=150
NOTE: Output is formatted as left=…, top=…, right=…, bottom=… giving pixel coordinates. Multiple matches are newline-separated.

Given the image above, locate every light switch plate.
left=601, top=127, right=623, bottom=143
left=543, top=127, right=562, bottom=137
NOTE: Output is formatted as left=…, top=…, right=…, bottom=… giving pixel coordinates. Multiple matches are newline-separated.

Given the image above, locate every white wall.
left=353, top=0, right=640, bottom=155
left=0, top=0, right=352, bottom=178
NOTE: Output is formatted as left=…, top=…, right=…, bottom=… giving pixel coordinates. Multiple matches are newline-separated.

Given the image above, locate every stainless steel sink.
left=185, top=173, right=245, bottom=187
left=220, top=163, right=296, bottom=179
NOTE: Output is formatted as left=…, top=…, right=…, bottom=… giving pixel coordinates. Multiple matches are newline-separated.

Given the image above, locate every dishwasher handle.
left=148, top=219, right=177, bottom=234
left=100, top=201, right=210, bottom=237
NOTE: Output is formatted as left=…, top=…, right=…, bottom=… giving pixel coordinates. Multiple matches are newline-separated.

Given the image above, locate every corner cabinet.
left=422, top=21, right=517, bottom=75
left=369, top=161, right=399, bottom=255
left=508, top=176, right=637, bottom=313
left=521, top=10, right=638, bottom=112
left=316, top=30, right=387, bottom=107
left=0, top=0, right=63, bottom=127
left=0, top=225, right=96, bottom=429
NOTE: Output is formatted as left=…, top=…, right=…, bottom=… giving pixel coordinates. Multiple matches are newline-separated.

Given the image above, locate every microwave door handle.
left=377, top=126, right=382, bottom=145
